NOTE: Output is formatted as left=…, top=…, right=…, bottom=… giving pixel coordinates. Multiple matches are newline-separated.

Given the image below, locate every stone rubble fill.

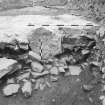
left=3, top=84, right=20, bottom=96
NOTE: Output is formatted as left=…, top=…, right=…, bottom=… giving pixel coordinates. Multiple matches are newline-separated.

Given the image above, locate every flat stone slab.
left=0, top=58, right=17, bottom=78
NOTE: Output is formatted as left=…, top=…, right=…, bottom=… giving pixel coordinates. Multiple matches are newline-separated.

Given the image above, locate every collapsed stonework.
left=0, top=14, right=104, bottom=100
left=0, top=24, right=102, bottom=97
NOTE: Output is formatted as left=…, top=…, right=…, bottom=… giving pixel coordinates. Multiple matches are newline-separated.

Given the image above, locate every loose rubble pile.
left=0, top=26, right=105, bottom=99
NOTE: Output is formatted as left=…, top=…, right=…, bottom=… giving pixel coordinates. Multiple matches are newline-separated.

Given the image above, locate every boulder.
left=28, top=27, right=61, bottom=59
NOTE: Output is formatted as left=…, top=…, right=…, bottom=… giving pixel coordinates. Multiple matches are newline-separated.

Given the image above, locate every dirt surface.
left=0, top=69, right=102, bottom=105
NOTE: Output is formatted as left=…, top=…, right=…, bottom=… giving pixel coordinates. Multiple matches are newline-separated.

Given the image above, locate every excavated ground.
left=0, top=6, right=104, bottom=105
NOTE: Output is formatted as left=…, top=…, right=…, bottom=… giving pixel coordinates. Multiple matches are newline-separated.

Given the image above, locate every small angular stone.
left=16, top=72, right=30, bottom=81
left=18, top=53, right=28, bottom=61
left=7, top=78, right=15, bottom=84
left=31, top=62, right=44, bottom=73
left=50, top=67, right=59, bottom=75
left=39, top=83, right=46, bottom=91
left=46, top=81, right=51, bottom=88
left=21, top=80, right=32, bottom=98
left=96, top=27, right=105, bottom=37
left=102, top=67, right=105, bottom=73
left=90, top=61, right=101, bottom=67
left=32, top=70, right=49, bottom=78
left=58, top=67, right=65, bottom=73
left=3, top=84, right=20, bottom=96
left=81, top=50, right=90, bottom=55
left=45, top=64, right=52, bottom=70
left=16, top=37, right=29, bottom=50
left=34, top=79, right=44, bottom=90
left=64, top=71, right=71, bottom=76
left=29, top=51, right=41, bottom=61
left=100, top=95, right=105, bottom=100
left=69, top=66, right=82, bottom=75
left=42, top=70, right=49, bottom=75
left=102, top=74, right=105, bottom=79
left=31, top=79, right=36, bottom=83
left=50, top=75, right=58, bottom=82
left=19, top=44, right=29, bottom=50
left=34, top=80, right=40, bottom=90
left=99, top=95, right=105, bottom=105
left=101, top=85, right=105, bottom=92
left=82, top=84, right=93, bottom=92
left=0, top=43, right=6, bottom=49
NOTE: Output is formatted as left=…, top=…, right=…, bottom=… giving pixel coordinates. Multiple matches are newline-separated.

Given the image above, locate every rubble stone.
left=16, top=36, right=29, bottom=50
left=29, top=51, right=41, bottom=61
left=21, top=80, right=32, bottom=98
left=100, top=95, right=105, bottom=105
left=58, top=67, right=65, bottom=73
left=102, top=67, right=105, bottom=73
left=69, top=66, right=82, bottom=75
left=7, top=78, right=15, bottom=84
left=50, top=75, right=58, bottom=82
left=32, top=70, right=49, bottom=78
left=3, top=84, right=20, bottom=96
left=18, top=53, right=28, bottom=60
left=16, top=72, right=30, bottom=81
left=46, top=81, right=51, bottom=88
left=45, top=64, right=52, bottom=70
left=34, top=79, right=41, bottom=90
left=81, top=50, right=90, bottom=55
left=50, top=67, right=59, bottom=75
left=39, top=83, right=46, bottom=91
left=31, top=61, right=44, bottom=73
left=82, top=84, right=93, bottom=92
left=90, top=61, right=101, bottom=66
left=34, top=78, right=45, bottom=90
left=0, top=58, right=17, bottom=79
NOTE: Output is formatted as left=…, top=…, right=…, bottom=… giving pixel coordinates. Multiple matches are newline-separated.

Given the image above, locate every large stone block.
left=28, top=27, right=61, bottom=59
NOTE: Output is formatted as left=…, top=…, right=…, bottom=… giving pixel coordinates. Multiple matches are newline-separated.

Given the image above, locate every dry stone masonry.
left=0, top=14, right=104, bottom=98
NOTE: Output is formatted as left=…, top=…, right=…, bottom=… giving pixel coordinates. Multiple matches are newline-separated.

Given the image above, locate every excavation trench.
left=0, top=14, right=103, bottom=105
